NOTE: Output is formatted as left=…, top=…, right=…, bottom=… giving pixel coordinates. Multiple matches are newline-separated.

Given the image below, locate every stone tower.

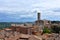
left=35, top=12, right=41, bottom=26
left=37, top=12, right=40, bottom=26
left=38, top=12, right=40, bottom=21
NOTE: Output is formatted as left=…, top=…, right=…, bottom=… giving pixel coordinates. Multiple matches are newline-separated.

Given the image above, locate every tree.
left=51, top=26, right=60, bottom=33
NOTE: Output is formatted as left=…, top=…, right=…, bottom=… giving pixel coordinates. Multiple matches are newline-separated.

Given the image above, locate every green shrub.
left=43, top=27, right=52, bottom=34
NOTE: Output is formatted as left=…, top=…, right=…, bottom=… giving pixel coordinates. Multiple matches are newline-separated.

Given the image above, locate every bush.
left=43, top=27, right=52, bottom=34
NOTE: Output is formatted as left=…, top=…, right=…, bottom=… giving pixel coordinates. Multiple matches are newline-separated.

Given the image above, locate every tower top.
left=37, top=12, right=40, bottom=21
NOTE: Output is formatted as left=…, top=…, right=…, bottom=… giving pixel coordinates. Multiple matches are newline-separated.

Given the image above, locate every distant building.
left=35, top=12, right=51, bottom=28
left=10, top=25, right=33, bottom=35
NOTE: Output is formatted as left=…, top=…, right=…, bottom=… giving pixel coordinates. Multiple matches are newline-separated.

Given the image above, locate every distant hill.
left=51, top=21, right=60, bottom=24
left=0, top=22, right=34, bottom=30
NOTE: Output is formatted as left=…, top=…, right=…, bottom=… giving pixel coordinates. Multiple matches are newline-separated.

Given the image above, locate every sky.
left=0, top=0, right=60, bottom=22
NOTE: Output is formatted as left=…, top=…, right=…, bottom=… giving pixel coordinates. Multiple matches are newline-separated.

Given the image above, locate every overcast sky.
left=0, top=0, right=60, bottom=22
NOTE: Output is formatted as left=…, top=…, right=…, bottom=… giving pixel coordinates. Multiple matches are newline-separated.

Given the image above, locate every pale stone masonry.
left=1, top=29, right=60, bottom=40
left=0, top=29, right=42, bottom=40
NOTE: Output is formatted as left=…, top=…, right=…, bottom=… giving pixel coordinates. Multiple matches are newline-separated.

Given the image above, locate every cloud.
left=52, top=8, right=60, bottom=12
left=0, top=0, right=60, bottom=21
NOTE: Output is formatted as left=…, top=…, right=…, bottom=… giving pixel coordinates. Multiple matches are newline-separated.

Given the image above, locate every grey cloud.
left=52, top=8, right=60, bottom=12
